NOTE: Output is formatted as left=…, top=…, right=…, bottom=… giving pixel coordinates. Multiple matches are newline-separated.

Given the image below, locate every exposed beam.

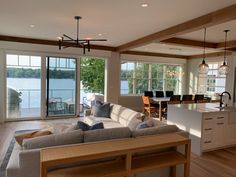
left=161, top=37, right=217, bottom=49
left=121, top=51, right=188, bottom=59
left=187, top=51, right=232, bottom=59
left=0, top=35, right=116, bottom=51
left=116, top=4, right=236, bottom=52
left=216, top=40, right=236, bottom=49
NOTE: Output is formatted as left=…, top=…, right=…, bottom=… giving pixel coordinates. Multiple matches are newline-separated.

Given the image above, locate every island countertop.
left=169, top=103, right=236, bottom=113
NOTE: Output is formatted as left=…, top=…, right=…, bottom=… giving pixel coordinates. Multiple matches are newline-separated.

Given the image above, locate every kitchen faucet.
left=219, top=91, right=231, bottom=108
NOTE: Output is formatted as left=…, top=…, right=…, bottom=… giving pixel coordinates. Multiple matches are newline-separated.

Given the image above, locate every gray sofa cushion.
left=93, top=101, right=111, bottom=117
left=84, top=127, right=131, bottom=143
left=22, top=129, right=84, bottom=150
left=76, top=121, right=104, bottom=131
left=132, top=125, right=179, bottom=137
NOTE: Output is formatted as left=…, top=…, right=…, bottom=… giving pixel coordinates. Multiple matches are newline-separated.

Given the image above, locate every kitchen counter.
left=170, top=103, right=236, bottom=113
left=167, top=103, right=236, bottom=155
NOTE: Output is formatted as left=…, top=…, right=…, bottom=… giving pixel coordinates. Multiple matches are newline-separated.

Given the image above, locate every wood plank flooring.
left=0, top=119, right=236, bottom=177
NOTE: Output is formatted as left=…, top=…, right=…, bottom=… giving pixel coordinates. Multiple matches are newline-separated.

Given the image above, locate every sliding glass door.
left=46, top=57, right=77, bottom=116
left=6, top=54, right=41, bottom=119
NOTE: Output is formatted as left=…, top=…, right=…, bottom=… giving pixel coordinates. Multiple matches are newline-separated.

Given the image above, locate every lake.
left=7, top=78, right=129, bottom=108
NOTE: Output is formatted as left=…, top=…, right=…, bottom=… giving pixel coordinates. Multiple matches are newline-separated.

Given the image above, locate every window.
left=121, top=61, right=183, bottom=95
left=6, top=54, right=41, bottom=119
left=198, top=62, right=226, bottom=95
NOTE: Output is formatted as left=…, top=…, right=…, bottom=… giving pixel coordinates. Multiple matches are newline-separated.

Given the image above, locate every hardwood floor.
left=0, top=119, right=236, bottom=177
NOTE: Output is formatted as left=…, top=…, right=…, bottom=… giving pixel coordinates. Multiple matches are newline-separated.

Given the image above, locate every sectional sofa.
left=6, top=103, right=188, bottom=177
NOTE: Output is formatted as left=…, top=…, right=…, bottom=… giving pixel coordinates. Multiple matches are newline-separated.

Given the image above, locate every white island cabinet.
left=167, top=103, right=236, bottom=155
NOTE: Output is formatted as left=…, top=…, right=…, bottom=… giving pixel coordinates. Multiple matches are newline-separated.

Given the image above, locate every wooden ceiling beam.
left=121, top=51, right=188, bottom=59
left=187, top=51, right=232, bottom=59
left=116, top=4, right=236, bottom=52
left=216, top=40, right=236, bottom=49
left=161, top=37, right=217, bottom=49
left=0, top=35, right=116, bottom=51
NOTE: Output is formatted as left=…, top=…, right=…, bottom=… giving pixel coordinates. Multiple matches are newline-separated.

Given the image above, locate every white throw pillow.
left=118, top=107, right=142, bottom=130
left=110, top=104, right=122, bottom=121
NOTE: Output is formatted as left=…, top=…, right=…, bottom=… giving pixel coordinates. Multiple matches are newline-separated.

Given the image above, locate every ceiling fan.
left=58, top=16, right=107, bottom=54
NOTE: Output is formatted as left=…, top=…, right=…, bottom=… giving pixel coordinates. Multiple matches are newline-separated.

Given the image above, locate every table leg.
left=184, top=141, right=191, bottom=177
left=159, top=101, right=162, bottom=121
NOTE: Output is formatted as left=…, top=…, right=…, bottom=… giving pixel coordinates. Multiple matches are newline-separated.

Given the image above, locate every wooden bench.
left=40, top=133, right=191, bottom=177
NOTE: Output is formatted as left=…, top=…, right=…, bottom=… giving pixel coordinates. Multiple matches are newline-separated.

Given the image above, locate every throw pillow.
left=15, top=130, right=52, bottom=146
left=93, top=100, right=111, bottom=118
left=76, top=121, right=104, bottom=131
left=136, top=118, right=155, bottom=129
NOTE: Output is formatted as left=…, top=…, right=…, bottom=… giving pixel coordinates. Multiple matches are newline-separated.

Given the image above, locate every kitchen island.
left=167, top=103, right=236, bottom=155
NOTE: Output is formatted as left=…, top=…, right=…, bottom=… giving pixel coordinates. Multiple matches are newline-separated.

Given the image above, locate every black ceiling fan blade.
left=89, top=39, right=107, bottom=41
left=63, top=34, right=76, bottom=42
left=78, top=39, right=107, bottom=41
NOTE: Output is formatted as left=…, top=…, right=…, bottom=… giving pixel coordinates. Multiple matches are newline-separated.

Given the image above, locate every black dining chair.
left=165, top=91, right=174, bottom=97
left=170, top=95, right=181, bottom=101
left=144, top=91, right=154, bottom=98
left=155, top=91, right=164, bottom=97
left=194, top=94, right=204, bottom=103
left=182, top=95, right=193, bottom=101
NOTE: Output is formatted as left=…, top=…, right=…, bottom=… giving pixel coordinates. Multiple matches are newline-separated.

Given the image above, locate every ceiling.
left=131, top=43, right=220, bottom=56
left=0, top=0, right=236, bottom=56
left=179, top=20, right=236, bottom=43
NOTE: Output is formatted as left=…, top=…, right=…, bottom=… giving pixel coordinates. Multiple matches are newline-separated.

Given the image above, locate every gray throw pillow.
left=136, top=119, right=155, bottom=129
left=76, top=121, right=104, bottom=131
left=93, top=101, right=111, bottom=118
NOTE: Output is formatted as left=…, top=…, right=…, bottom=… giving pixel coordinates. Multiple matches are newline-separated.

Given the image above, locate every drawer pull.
left=205, top=118, right=213, bottom=120
left=217, top=117, right=224, bottom=119
left=217, top=122, right=224, bottom=125
left=204, top=141, right=212, bottom=144
left=204, top=128, right=212, bottom=131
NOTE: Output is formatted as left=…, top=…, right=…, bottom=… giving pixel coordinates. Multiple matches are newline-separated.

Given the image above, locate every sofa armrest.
left=19, top=149, right=40, bottom=171
left=84, top=109, right=92, bottom=116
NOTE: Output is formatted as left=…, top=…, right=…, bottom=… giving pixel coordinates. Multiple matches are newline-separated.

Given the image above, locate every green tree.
left=80, top=57, right=105, bottom=94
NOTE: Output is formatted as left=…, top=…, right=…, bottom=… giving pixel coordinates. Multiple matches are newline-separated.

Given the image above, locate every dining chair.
left=197, top=99, right=208, bottom=103
left=168, top=100, right=181, bottom=104
left=155, top=91, right=164, bottom=97
left=144, top=91, right=154, bottom=98
left=182, top=100, right=195, bottom=104
left=142, top=96, right=159, bottom=117
left=182, top=95, right=193, bottom=101
left=165, top=91, right=174, bottom=97
left=170, top=95, right=181, bottom=101
left=194, top=94, right=204, bottom=103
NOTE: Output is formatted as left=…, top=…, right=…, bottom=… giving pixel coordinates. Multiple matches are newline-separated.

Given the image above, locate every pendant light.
left=219, top=30, right=230, bottom=75
left=198, top=28, right=209, bottom=74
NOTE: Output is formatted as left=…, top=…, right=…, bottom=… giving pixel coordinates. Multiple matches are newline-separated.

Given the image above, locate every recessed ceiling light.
left=98, top=33, right=102, bottom=36
left=29, top=24, right=35, bottom=28
left=141, top=3, right=148, bottom=7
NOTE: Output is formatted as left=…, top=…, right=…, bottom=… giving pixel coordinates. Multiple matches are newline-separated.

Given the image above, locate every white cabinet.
left=202, top=112, right=228, bottom=151
left=167, top=103, right=236, bottom=155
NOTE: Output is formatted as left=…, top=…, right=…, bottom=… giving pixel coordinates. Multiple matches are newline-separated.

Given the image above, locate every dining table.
left=150, top=97, right=170, bottom=121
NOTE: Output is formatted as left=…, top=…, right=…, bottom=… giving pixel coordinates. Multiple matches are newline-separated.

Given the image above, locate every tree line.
left=7, top=68, right=75, bottom=79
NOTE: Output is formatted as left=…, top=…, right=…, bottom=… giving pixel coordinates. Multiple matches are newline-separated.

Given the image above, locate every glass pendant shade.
left=198, top=60, right=209, bottom=74
left=219, top=61, right=230, bottom=75
left=198, top=28, right=209, bottom=74
left=219, top=30, right=230, bottom=75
